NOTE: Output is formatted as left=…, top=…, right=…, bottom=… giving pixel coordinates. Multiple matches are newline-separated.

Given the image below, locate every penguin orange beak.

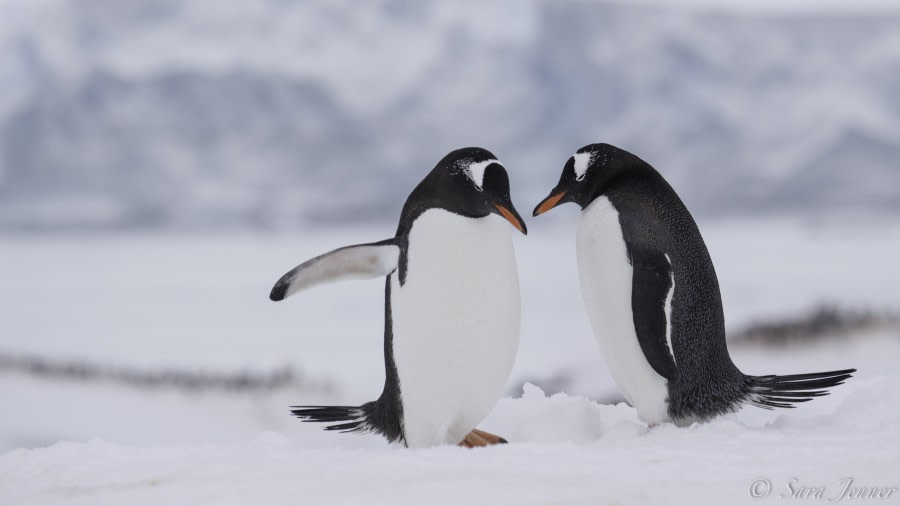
left=494, top=204, right=528, bottom=235
left=532, top=191, right=566, bottom=217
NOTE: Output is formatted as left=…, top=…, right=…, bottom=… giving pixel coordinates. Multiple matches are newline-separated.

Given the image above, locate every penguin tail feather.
left=290, top=405, right=372, bottom=433
left=747, top=368, right=856, bottom=409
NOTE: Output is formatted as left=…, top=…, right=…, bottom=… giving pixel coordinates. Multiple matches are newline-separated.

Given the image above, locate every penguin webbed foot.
left=458, top=429, right=509, bottom=448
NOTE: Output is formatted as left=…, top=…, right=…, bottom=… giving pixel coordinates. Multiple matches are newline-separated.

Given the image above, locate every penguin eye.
left=572, top=152, right=593, bottom=182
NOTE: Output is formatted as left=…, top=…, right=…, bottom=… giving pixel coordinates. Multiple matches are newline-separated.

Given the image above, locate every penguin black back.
left=604, top=165, right=748, bottom=418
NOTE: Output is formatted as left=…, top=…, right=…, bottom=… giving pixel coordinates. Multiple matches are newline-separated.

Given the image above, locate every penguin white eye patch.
left=572, top=152, right=593, bottom=181
left=464, top=159, right=501, bottom=190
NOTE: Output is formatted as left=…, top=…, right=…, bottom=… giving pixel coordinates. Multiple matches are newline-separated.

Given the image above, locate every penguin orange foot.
left=459, top=429, right=509, bottom=448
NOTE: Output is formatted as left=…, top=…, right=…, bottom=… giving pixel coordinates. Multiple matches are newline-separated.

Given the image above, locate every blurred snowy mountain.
left=1, top=0, right=899, bottom=230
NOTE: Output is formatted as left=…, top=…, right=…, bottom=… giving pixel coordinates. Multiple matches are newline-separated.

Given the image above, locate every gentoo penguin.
left=533, top=142, right=855, bottom=426
left=270, top=147, right=527, bottom=448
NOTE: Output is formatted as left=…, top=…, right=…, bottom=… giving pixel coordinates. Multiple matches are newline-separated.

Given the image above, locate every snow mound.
left=3, top=377, right=898, bottom=506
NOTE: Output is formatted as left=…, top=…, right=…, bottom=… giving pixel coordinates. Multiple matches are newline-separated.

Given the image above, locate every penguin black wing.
left=270, top=238, right=401, bottom=301
left=629, top=247, right=678, bottom=380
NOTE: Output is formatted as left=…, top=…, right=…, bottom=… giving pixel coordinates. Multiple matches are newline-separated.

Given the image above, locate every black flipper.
left=629, top=248, right=678, bottom=380
left=270, top=238, right=400, bottom=301
left=748, top=369, right=856, bottom=409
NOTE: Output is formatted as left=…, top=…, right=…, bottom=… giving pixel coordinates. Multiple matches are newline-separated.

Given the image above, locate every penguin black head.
left=411, top=147, right=527, bottom=234
left=533, top=143, right=645, bottom=216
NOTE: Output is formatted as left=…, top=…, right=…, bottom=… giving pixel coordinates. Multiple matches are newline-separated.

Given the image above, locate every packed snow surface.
left=2, top=377, right=899, bottom=506
left=2, top=219, right=899, bottom=504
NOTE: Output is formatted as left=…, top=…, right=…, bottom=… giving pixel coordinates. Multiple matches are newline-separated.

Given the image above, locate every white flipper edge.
left=269, top=239, right=400, bottom=301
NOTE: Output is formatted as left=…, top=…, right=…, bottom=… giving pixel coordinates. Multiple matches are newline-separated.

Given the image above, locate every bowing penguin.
left=534, top=142, right=854, bottom=425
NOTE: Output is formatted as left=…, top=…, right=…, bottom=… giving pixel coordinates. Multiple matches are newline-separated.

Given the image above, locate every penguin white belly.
left=391, top=209, right=521, bottom=448
left=576, top=196, right=671, bottom=425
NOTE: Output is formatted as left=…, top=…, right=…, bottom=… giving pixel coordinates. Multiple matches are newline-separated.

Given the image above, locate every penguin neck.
left=396, top=184, right=487, bottom=238
left=581, top=163, right=658, bottom=210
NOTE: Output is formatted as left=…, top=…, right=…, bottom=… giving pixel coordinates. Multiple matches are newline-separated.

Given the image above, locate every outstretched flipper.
left=629, top=248, right=678, bottom=380
left=270, top=238, right=400, bottom=301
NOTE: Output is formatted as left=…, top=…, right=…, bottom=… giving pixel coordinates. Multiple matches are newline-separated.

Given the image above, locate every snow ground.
left=2, top=376, right=898, bottom=506
left=2, top=218, right=899, bottom=504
